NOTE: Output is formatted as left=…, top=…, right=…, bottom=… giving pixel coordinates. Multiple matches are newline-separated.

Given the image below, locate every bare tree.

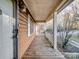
left=58, top=4, right=79, bottom=49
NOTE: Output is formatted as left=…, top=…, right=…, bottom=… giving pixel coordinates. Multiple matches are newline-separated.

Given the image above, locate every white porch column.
left=34, top=23, right=36, bottom=33
left=36, top=25, right=38, bottom=35
left=44, top=22, right=47, bottom=31
left=53, top=11, right=57, bottom=50
left=28, top=15, right=30, bottom=37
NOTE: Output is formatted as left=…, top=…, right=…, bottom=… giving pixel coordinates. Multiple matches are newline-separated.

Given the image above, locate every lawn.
left=70, top=34, right=79, bottom=43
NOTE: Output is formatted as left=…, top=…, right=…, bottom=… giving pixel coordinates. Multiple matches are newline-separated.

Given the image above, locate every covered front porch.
left=18, top=0, right=78, bottom=59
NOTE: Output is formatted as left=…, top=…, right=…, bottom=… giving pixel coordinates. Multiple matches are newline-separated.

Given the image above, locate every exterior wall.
left=0, top=0, right=13, bottom=59
left=19, top=32, right=35, bottom=59
left=18, top=11, right=36, bottom=59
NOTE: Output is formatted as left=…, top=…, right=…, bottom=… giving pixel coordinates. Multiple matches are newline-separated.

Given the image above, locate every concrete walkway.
left=22, top=35, right=66, bottom=59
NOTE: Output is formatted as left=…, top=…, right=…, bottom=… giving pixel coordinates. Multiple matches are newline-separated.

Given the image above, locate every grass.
left=70, top=35, right=79, bottom=43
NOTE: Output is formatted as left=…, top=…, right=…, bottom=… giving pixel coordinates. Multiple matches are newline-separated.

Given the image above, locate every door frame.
left=12, top=0, right=18, bottom=59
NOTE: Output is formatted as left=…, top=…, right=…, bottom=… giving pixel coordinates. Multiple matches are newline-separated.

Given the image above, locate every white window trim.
left=28, top=14, right=31, bottom=37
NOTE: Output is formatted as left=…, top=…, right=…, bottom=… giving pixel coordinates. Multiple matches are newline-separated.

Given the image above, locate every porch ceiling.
left=23, top=0, right=72, bottom=22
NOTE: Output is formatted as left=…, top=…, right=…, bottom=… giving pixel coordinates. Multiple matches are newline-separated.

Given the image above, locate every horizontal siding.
left=18, top=11, right=28, bottom=59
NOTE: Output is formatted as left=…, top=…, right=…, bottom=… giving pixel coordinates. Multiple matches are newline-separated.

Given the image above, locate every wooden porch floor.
left=22, top=35, right=66, bottom=59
